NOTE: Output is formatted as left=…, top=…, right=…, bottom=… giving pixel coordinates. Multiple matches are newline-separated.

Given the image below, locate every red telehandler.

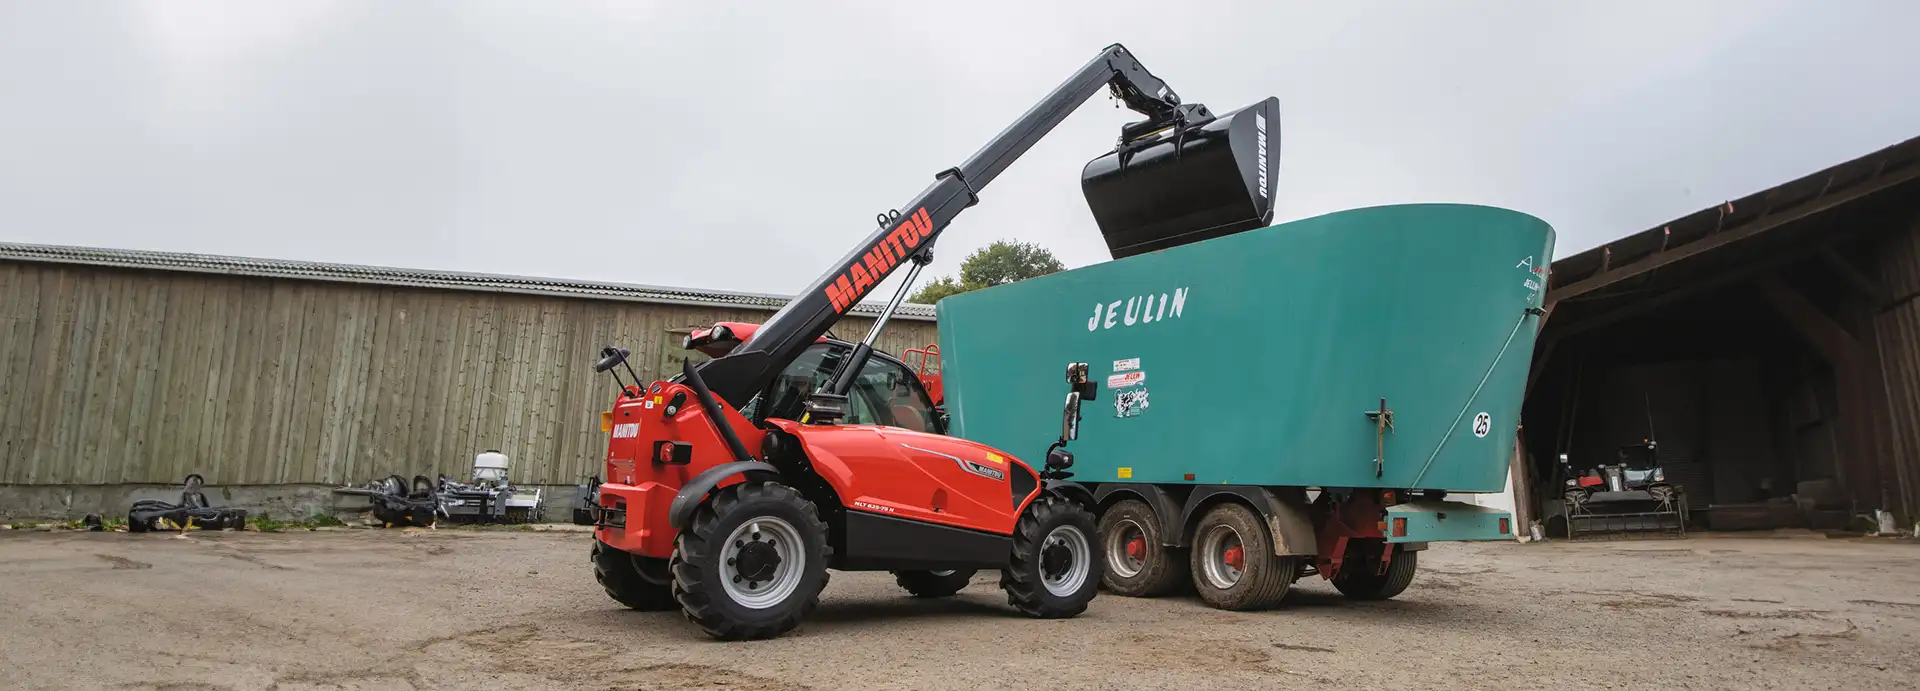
left=587, top=44, right=1280, bottom=640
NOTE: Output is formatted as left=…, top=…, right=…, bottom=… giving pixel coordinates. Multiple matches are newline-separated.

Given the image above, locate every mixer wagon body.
left=933, top=202, right=1555, bottom=607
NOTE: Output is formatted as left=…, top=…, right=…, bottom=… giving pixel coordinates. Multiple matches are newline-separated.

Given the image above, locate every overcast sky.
left=3, top=1, right=1917, bottom=302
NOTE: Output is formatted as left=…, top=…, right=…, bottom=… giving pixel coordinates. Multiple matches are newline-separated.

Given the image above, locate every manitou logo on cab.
left=1087, top=287, right=1189, bottom=331
left=824, top=207, right=934, bottom=313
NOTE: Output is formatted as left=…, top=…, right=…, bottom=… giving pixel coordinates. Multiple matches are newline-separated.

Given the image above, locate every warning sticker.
left=1118, top=467, right=1133, bottom=479
left=1113, top=358, right=1141, bottom=372
left=1471, top=412, right=1492, bottom=438
left=984, top=452, right=1006, bottom=465
left=1107, top=371, right=1146, bottom=389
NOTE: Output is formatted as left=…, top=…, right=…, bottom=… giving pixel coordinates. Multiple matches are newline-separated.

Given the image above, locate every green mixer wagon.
left=935, top=202, right=1554, bottom=609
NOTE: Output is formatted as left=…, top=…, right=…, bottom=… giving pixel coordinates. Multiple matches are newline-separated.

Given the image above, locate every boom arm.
left=697, top=43, right=1216, bottom=409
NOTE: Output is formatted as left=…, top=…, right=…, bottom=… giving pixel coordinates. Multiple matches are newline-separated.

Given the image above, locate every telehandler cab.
left=587, top=43, right=1280, bottom=640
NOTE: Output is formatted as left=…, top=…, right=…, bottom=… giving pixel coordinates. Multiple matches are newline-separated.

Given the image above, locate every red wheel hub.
left=1223, top=545, right=1244, bottom=571
left=1126, top=536, right=1146, bottom=561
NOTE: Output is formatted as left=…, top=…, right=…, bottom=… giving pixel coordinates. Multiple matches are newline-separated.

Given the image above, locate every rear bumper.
left=1385, top=501, right=1513, bottom=543
left=591, top=481, right=679, bottom=558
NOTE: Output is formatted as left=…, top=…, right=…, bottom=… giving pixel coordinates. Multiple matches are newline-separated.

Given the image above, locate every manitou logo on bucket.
left=1087, top=287, right=1189, bottom=331
left=1255, top=113, right=1270, bottom=199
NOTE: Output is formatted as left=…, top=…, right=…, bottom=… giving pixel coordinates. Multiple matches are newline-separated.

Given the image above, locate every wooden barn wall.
left=0, top=262, right=938, bottom=487
left=1871, top=214, right=1920, bottom=518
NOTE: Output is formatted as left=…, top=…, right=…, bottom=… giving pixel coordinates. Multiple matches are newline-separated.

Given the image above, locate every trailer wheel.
left=1097, top=499, right=1188, bottom=597
left=669, top=480, right=832, bottom=641
left=1003, top=494, right=1102, bottom=619
left=1188, top=502, right=1296, bottom=611
left=893, top=569, right=977, bottom=598
left=593, top=539, right=677, bottom=611
left=1334, top=545, right=1418, bottom=601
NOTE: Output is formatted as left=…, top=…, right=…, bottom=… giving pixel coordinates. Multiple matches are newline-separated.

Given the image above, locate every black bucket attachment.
left=1081, top=96, right=1280, bottom=259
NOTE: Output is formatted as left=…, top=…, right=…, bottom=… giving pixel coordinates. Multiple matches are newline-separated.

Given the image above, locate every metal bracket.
left=1363, top=397, right=1394, bottom=478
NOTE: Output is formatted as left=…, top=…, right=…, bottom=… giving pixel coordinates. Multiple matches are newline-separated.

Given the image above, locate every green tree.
left=908, top=240, right=1065, bottom=304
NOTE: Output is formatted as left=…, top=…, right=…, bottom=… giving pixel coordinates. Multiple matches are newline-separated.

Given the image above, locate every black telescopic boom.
left=695, top=43, right=1210, bottom=408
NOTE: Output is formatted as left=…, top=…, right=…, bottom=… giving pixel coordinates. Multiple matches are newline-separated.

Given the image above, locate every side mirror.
left=1062, top=391, right=1082, bottom=441
left=594, top=346, right=631, bottom=373
left=1064, top=361, right=1096, bottom=401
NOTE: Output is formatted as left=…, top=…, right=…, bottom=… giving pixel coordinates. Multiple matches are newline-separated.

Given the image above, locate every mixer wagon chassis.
left=1086, top=483, right=1511, bottom=608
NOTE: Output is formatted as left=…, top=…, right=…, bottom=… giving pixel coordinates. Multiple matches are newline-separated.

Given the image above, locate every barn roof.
left=0, top=241, right=938, bottom=321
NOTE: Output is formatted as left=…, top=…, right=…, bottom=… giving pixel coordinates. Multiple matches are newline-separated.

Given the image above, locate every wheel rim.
left=1104, top=519, right=1148, bottom=578
left=1039, top=524, right=1091, bottom=597
left=718, top=516, right=806, bottom=609
left=1199, top=523, right=1245, bottom=589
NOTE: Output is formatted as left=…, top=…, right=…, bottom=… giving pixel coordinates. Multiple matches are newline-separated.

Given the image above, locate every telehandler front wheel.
left=893, top=569, right=977, bottom=598
left=1003, top=494, right=1102, bottom=619
left=669, top=480, right=831, bottom=641
left=592, top=539, right=676, bottom=611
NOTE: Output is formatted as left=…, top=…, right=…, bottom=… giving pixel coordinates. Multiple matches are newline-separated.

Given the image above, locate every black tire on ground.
left=1333, top=545, right=1418, bottom=601
left=1188, top=502, right=1297, bottom=611
left=1096, top=498, right=1189, bottom=597
left=893, top=569, right=978, bottom=597
left=593, top=539, right=677, bottom=611
left=668, top=480, right=832, bottom=641
left=1002, top=495, right=1102, bottom=619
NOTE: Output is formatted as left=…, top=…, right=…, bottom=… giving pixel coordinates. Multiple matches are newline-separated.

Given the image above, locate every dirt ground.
left=1, top=527, right=1916, bottom=691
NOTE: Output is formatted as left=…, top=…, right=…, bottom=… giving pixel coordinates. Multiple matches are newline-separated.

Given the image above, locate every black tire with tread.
left=1096, top=499, right=1189, bottom=597
left=893, top=569, right=977, bottom=598
left=1188, top=502, right=1297, bottom=611
left=1334, top=545, right=1417, bottom=601
left=1001, top=495, right=1102, bottom=619
left=668, top=480, right=832, bottom=641
left=593, top=539, right=677, bottom=611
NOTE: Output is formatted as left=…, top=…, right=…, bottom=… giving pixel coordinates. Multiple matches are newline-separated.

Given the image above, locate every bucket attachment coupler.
left=1082, top=96, right=1280, bottom=259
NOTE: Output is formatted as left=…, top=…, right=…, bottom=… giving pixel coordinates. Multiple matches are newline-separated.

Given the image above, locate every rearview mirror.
left=594, top=346, right=631, bottom=373
left=1062, top=391, right=1082, bottom=442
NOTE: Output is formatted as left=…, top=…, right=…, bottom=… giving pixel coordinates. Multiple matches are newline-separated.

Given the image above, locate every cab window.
left=742, top=344, right=942, bottom=434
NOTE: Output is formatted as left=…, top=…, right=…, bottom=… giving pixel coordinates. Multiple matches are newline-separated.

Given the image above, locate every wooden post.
left=1511, top=425, right=1534, bottom=538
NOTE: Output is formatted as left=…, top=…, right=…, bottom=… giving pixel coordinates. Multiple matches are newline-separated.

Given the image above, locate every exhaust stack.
left=1081, top=96, right=1281, bottom=259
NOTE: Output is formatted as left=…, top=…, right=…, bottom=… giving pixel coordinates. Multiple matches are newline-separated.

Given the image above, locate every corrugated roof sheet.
left=0, top=241, right=938, bottom=321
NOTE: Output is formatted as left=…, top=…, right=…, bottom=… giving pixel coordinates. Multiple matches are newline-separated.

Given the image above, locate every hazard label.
left=1107, top=371, right=1145, bottom=389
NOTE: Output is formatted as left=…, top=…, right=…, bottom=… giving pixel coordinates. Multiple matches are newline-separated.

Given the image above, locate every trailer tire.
left=669, top=480, right=831, bottom=641
left=1003, top=495, right=1102, bottom=619
left=1097, top=499, right=1188, bottom=597
left=594, top=539, right=677, bottom=611
left=893, top=569, right=977, bottom=598
left=1188, top=502, right=1295, bottom=611
left=1334, top=546, right=1418, bottom=601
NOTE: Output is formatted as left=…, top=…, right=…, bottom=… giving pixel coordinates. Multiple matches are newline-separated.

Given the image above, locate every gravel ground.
left=1, top=527, right=1917, bottom=690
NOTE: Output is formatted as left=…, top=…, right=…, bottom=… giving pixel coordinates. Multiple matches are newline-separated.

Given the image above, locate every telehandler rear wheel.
left=893, top=569, right=977, bottom=597
left=593, top=539, right=676, bottom=611
left=1097, top=499, right=1189, bottom=597
left=1189, top=502, right=1296, bottom=611
left=1002, top=494, right=1102, bottom=619
left=1333, top=545, right=1417, bottom=601
left=669, top=480, right=831, bottom=641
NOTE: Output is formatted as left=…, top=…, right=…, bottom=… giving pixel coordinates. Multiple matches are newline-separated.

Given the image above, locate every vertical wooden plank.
left=0, top=264, right=41, bottom=482
left=122, top=273, right=169, bottom=483
left=25, top=268, right=76, bottom=484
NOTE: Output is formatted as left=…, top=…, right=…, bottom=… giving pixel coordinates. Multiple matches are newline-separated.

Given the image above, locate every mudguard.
left=1177, top=485, right=1317, bottom=556
left=1091, top=482, right=1185, bottom=547
left=1043, top=479, right=1096, bottom=510
left=667, top=461, right=781, bottom=530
